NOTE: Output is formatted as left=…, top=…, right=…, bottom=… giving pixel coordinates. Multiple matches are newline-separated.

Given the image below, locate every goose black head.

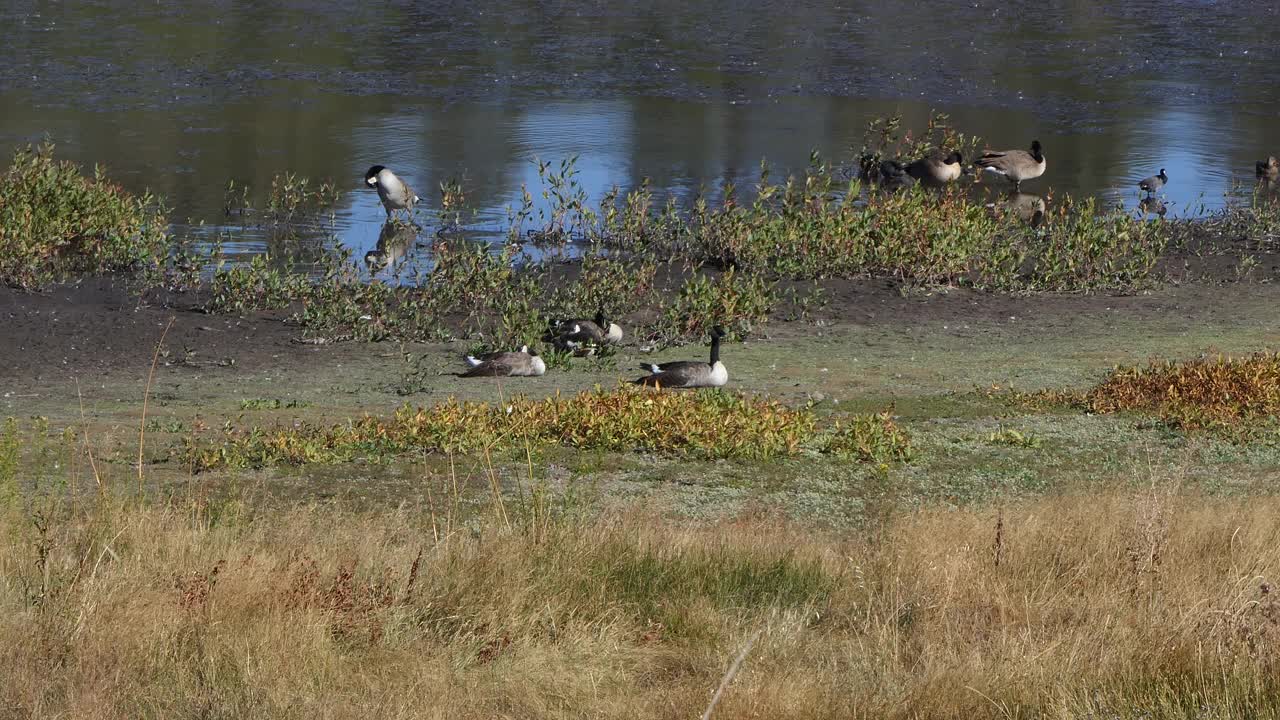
left=365, top=165, right=387, bottom=186
left=946, top=151, right=963, bottom=165
left=710, top=326, right=727, bottom=340
left=594, top=310, right=607, bottom=326
left=1029, top=140, right=1043, bottom=159
left=1159, top=168, right=1168, bottom=179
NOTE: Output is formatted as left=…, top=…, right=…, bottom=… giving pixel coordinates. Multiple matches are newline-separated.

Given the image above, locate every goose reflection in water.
left=364, top=221, right=418, bottom=271
left=1138, top=196, right=1168, bottom=217
left=989, top=191, right=1047, bottom=228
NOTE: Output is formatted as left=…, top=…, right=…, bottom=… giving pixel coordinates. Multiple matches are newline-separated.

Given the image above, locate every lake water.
left=3, top=1, right=1279, bottom=272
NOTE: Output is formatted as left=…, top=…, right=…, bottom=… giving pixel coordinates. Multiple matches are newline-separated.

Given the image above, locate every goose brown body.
left=976, top=140, right=1046, bottom=190
left=634, top=327, right=728, bottom=389
left=906, top=151, right=964, bottom=187
left=460, top=346, right=546, bottom=377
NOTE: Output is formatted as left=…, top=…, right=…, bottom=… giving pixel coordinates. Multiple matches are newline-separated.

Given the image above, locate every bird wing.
left=635, top=362, right=709, bottom=388
left=460, top=352, right=523, bottom=377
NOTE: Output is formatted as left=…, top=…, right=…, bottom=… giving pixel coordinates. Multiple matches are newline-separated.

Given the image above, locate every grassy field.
left=6, top=142, right=1280, bottom=717
left=3, top=279, right=1280, bottom=718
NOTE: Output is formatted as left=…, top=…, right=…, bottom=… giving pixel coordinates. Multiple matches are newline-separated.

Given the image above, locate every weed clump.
left=185, top=387, right=910, bottom=469
left=1031, top=352, right=1280, bottom=435
left=0, top=142, right=168, bottom=289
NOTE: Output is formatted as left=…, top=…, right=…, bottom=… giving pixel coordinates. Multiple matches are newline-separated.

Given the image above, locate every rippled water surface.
left=3, top=1, right=1279, bottom=267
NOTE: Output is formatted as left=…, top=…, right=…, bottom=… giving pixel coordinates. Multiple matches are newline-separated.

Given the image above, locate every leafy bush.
left=0, top=142, right=168, bottom=289
left=1029, top=352, right=1280, bottom=436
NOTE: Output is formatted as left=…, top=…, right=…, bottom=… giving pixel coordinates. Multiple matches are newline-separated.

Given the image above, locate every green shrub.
left=0, top=142, right=168, bottom=289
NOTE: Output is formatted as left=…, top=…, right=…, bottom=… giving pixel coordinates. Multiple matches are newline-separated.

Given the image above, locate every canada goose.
left=989, top=191, right=1046, bottom=227
left=857, top=155, right=915, bottom=190
left=364, top=165, right=419, bottom=219
left=364, top=221, right=416, bottom=270
left=460, top=345, right=546, bottom=377
left=906, top=151, right=964, bottom=187
left=633, top=326, right=728, bottom=389
left=547, top=311, right=623, bottom=350
left=1138, top=169, right=1168, bottom=196
left=1257, top=156, right=1279, bottom=180
left=976, top=140, right=1046, bottom=191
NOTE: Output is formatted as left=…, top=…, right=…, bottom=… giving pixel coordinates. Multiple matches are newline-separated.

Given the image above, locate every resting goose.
left=976, top=140, right=1046, bottom=191
left=365, top=165, right=420, bottom=219
left=547, top=311, right=623, bottom=350
left=460, top=346, right=546, bottom=377
left=906, top=151, right=964, bottom=187
left=633, top=327, right=728, bottom=389
left=875, top=159, right=917, bottom=190
left=1138, top=169, right=1168, bottom=196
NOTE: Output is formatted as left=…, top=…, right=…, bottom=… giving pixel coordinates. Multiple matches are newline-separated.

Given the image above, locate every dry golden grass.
left=4, top=485, right=1280, bottom=719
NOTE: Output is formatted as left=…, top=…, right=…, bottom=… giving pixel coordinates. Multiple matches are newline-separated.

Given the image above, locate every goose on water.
left=633, top=326, right=728, bottom=389
left=976, top=140, right=1046, bottom=191
left=365, top=165, right=420, bottom=220
left=460, top=346, right=546, bottom=377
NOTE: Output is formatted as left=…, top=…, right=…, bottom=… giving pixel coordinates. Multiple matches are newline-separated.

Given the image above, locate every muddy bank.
left=4, top=265, right=1279, bottom=391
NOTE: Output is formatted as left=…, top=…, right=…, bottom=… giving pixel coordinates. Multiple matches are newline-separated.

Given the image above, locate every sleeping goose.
left=365, top=165, right=420, bottom=220
left=1257, top=156, right=1279, bottom=181
left=976, top=140, right=1046, bottom=191
left=906, top=151, right=964, bottom=187
left=547, top=311, right=623, bottom=350
left=875, top=159, right=917, bottom=190
left=633, top=326, right=728, bottom=389
left=1138, top=169, right=1168, bottom=196
left=460, top=345, right=546, bottom=377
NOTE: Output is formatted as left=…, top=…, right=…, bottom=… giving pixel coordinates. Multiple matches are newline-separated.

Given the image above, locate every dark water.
left=3, top=1, right=1279, bottom=270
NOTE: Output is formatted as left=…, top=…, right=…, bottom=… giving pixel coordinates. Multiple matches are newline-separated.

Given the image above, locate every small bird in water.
left=1138, top=168, right=1168, bottom=196
left=365, top=165, right=419, bottom=220
left=633, top=326, right=728, bottom=389
left=459, top=346, right=546, bottom=377
left=546, top=310, right=623, bottom=353
left=976, top=140, right=1046, bottom=191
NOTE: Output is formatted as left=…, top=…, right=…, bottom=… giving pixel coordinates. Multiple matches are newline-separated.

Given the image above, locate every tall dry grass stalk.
left=3, top=488, right=1280, bottom=718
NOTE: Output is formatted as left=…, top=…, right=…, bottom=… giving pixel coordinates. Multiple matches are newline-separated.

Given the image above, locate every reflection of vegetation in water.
left=7, top=120, right=1280, bottom=355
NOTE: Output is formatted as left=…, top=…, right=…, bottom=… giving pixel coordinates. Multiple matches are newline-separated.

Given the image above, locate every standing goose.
left=1257, top=156, right=1279, bottom=180
left=1138, top=168, right=1168, bottom=196
left=460, top=345, right=546, bottom=377
left=976, top=140, right=1046, bottom=191
left=547, top=311, right=623, bottom=350
left=365, top=165, right=420, bottom=220
left=906, top=151, right=964, bottom=187
left=633, top=327, right=728, bottom=389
